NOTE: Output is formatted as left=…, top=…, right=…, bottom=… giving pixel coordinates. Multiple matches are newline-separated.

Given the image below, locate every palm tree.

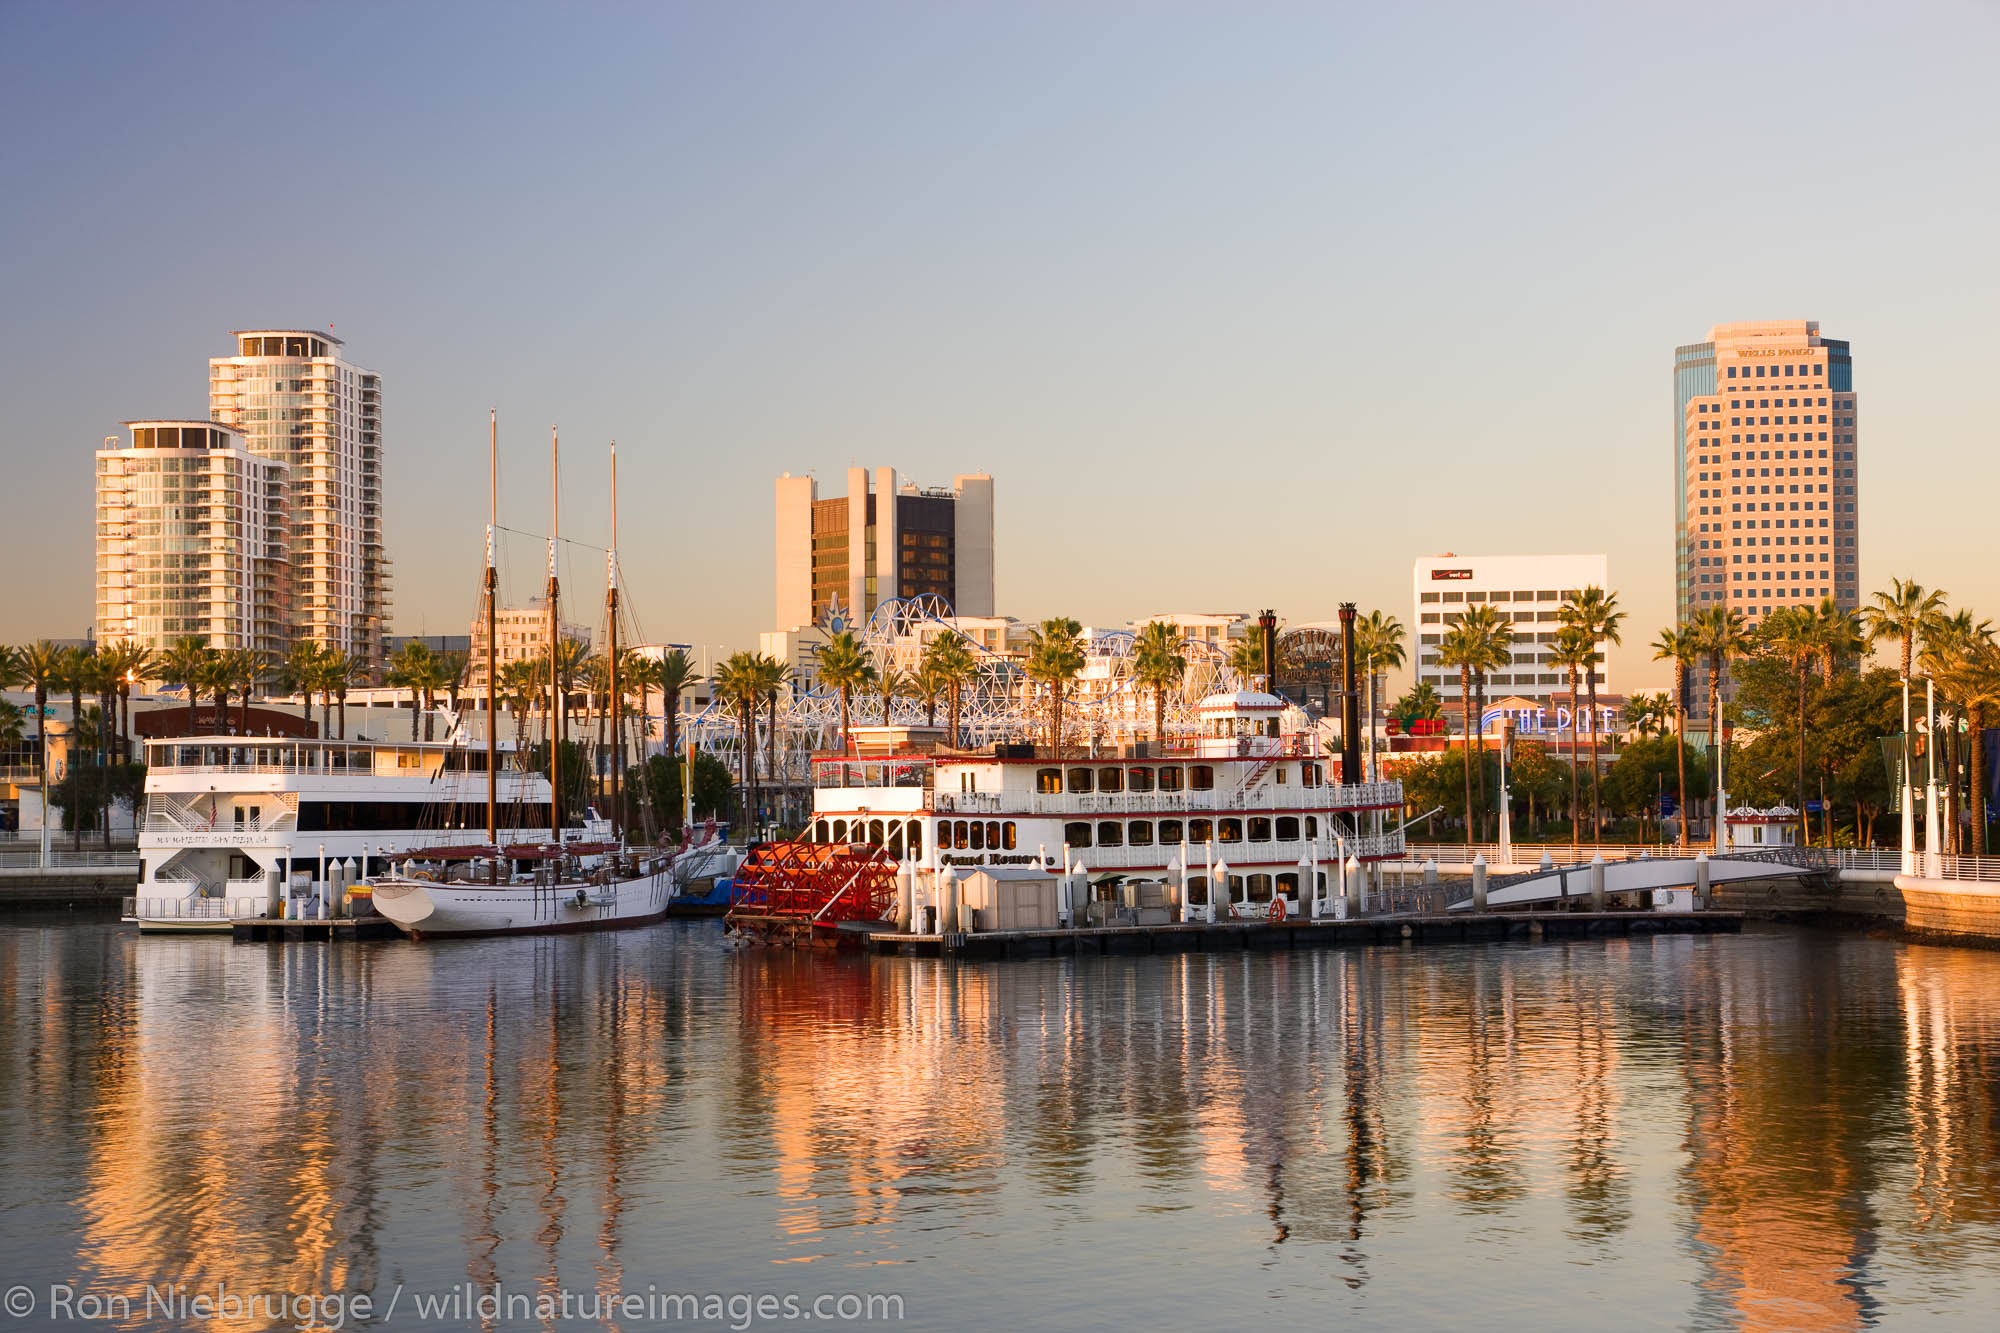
left=1227, top=637, right=1264, bottom=691
left=18, top=642, right=65, bottom=835
left=1920, top=609, right=1989, bottom=853
left=1692, top=605, right=1752, bottom=850
left=500, top=659, right=540, bottom=753
left=1460, top=605, right=1514, bottom=840
left=1761, top=607, right=1820, bottom=844
left=877, top=663, right=909, bottom=727
left=1547, top=625, right=1596, bottom=854
left=1941, top=638, right=2000, bottom=854
left=1435, top=621, right=1483, bottom=848
left=550, top=637, right=590, bottom=744
left=1024, top=618, right=1086, bottom=757
left=1558, top=586, right=1623, bottom=843
left=913, top=655, right=948, bottom=728
left=1864, top=577, right=1949, bottom=684
left=102, top=640, right=152, bottom=762
left=281, top=642, right=323, bottom=730
left=225, top=648, right=264, bottom=735
left=387, top=641, right=436, bottom=741
left=1651, top=627, right=1699, bottom=849
left=654, top=647, right=698, bottom=765
left=1357, top=611, right=1407, bottom=782
left=814, top=630, right=876, bottom=757
left=1131, top=620, right=1188, bottom=755
left=712, top=651, right=765, bottom=829
left=758, top=655, right=792, bottom=824
left=922, top=632, right=980, bottom=749
left=194, top=651, right=234, bottom=738
left=158, top=636, right=211, bottom=736
left=321, top=650, right=363, bottom=739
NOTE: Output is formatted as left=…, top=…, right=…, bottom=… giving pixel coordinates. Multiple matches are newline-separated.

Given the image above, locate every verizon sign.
left=1430, top=568, right=1472, bottom=581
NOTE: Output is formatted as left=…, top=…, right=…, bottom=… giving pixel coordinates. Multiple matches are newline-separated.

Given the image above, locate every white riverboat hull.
left=370, top=871, right=675, bottom=939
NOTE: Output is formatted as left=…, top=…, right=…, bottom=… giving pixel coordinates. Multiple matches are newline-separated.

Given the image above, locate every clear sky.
left=4, top=2, right=1996, bottom=690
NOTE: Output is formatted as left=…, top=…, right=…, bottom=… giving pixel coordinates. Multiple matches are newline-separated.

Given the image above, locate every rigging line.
left=493, top=522, right=611, bottom=555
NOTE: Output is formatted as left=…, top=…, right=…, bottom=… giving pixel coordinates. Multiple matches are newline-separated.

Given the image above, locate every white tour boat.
left=124, top=732, right=565, bottom=933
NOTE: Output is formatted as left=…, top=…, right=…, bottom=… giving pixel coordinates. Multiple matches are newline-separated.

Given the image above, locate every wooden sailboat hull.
left=371, top=871, right=675, bottom=939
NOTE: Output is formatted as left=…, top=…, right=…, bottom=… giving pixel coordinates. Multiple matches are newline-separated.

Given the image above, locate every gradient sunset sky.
left=4, top=2, right=1996, bottom=685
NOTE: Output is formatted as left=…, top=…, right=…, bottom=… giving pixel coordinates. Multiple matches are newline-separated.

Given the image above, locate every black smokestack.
left=1258, top=609, right=1278, bottom=696
left=1339, top=602, right=1360, bottom=785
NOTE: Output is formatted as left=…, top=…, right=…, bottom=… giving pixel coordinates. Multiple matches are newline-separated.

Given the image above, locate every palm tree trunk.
left=1459, top=666, right=1473, bottom=848
left=1708, top=659, right=1723, bottom=848
left=1973, top=703, right=1988, bottom=856
left=1586, top=669, right=1602, bottom=843
left=1154, top=687, right=1165, bottom=758
left=1673, top=666, right=1689, bottom=851
left=1796, top=669, right=1809, bottom=846
left=1367, top=669, right=1379, bottom=783
left=1473, top=674, right=1488, bottom=840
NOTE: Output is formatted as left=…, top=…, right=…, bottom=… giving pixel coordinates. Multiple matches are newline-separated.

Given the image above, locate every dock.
left=229, top=916, right=402, bottom=942
left=862, top=910, right=1744, bottom=958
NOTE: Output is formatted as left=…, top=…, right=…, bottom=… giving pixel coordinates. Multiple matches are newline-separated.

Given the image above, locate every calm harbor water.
left=3, top=918, right=1999, bottom=1332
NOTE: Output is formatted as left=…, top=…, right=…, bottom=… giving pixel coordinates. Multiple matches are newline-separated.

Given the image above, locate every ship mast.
left=485, top=410, right=499, bottom=849
left=547, top=426, right=563, bottom=843
left=606, top=441, right=622, bottom=845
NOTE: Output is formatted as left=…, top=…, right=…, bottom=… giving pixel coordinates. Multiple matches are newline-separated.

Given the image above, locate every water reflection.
left=2, top=921, right=1999, bottom=1330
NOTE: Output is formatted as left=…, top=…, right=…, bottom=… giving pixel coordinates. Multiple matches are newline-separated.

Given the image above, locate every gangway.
left=1448, top=849, right=1829, bottom=912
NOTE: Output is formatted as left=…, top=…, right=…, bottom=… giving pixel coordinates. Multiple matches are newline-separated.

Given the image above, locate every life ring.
left=412, top=870, right=437, bottom=882
left=1266, top=898, right=1287, bottom=923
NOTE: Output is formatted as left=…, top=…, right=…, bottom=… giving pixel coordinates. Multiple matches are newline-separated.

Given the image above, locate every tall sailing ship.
left=369, top=421, right=675, bottom=938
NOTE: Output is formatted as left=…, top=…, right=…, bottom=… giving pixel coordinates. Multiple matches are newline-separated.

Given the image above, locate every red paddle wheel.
left=726, top=842, right=900, bottom=947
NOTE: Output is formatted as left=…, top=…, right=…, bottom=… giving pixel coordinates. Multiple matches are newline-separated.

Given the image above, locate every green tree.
left=1357, top=611, right=1407, bottom=783
left=1131, top=620, right=1188, bottom=753
left=158, top=636, right=212, bottom=736
left=1651, top=626, right=1700, bottom=848
left=1024, top=618, right=1085, bottom=757
left=1459, top=604, right=1514, bottom=839
left=712, top=651, right=765, bottom=827
left=1558, top=585, right=1623, bottom=843
left=1547, top=625, right=1596, bottom=854
left=1691, top=605, right=1752, bottom=848
left=921, top=633, right=979, bottom=748
left=386, top=640, right=436, bottom=741
left=1390, top=681, right=1444, bottom=732
left=814, top=630, right=876, bottom=756
left=1435, top=621, right=1483, bottom=847
left=281, top=641, right=325, bottom=729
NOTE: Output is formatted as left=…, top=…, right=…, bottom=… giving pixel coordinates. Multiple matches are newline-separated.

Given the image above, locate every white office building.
left=1412, top=553, right=1613, bottom=712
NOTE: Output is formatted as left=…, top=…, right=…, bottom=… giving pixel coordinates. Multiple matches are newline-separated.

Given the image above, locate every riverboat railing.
left=931, top=780, right=1404, bottom=817
left=122, top=896, right=267, bottom=920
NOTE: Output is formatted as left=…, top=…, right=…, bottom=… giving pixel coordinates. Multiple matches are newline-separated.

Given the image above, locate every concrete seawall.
left=0, top=865, right=138, bottom=910
left=1894, top=877, right=2000, bottom=942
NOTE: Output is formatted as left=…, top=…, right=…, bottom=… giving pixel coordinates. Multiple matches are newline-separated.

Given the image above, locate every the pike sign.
left=1482, top=704, right=1618, bottom=737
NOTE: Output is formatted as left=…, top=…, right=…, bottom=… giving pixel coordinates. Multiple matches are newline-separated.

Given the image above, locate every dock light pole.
left=1925, top=676, right=1941, bottom=877
left=1900, top=675, right=1915, bottom=876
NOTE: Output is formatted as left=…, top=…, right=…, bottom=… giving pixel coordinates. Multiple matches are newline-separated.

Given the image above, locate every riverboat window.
left=1097, top=768, right=1123, bottom=793
left=1067, top=768, right=1094, bottom=793
left=1246, top=874, right=1272, bottom=902
left=1037, top=768, right=1063, bottom=793
left=1128, top=821, right=1153, bottom=847
left=987, top=821, right=1003, bottom=849
left=1276, top=816, right=1300, bottom=841
left=1302, top=763, right=1321, bottom=787
left=969, top=820, right=985, bottom=850
left=1157, top=766, right=1183, bottom=792
left=1128, top=766, right=1154, bottom=792
left=1248, top=817, right=1272, bottom=842
left=1186, top=874, right=1208, bottom=905
left=1097, top=821, right=1123, bottom=847
left=832, top=819, right=848, bottom=842
left=868, top=819, right=885, bottom=846
left=1064, top=822, right=1092, bottom=847
left=954, top=820, right=970, bottom=848
left=1190, top=766, right=1214, bottom=790
left=908, top=821, right=922, bottom=856
left=1188, top=818, right=1212, bottom=843
left=1159, top=819, right=1183, bottom=844
left=1273, top=766, right=1287, bottom=784
left=1276, top=872, right=1299, bottom=898
left=1219, top=818, right=1242, bottom=843
left=1000, top=822, right=1015, bottom=850
left=887, top=822, right=904, bottom=857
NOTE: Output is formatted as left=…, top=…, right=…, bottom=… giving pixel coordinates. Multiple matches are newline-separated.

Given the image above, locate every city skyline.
left=6, top=4, right=1997, bottom=689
